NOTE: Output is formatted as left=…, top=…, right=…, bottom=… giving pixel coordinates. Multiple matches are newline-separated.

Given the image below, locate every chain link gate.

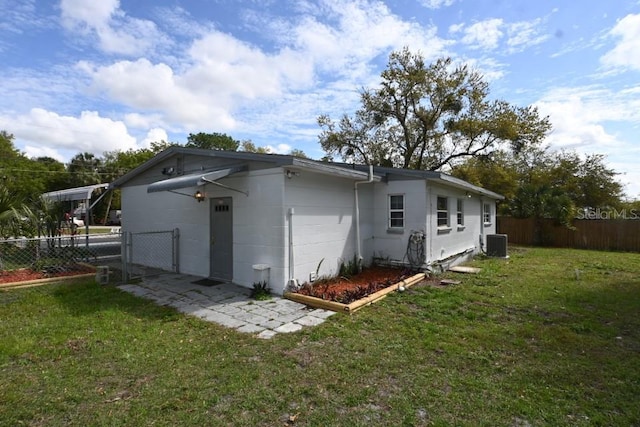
left=122, top=229, right=179, bottom=282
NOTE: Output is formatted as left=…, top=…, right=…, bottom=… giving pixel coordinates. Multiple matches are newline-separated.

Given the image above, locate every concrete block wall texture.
left=370, top=179, right=428, bottom=264
left=221, top=169, right=286, bottom=291
left=428, top=183, right=496, bottom=262
left=284, top=171, right=359, bottom=286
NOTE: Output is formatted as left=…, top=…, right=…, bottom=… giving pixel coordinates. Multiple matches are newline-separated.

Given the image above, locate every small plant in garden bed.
left=250, top=281, right=272, bottom=300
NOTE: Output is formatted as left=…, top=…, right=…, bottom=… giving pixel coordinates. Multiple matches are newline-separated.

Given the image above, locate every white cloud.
left=60, top=0, right=167, bottom=56
left=264, top=143, right=293, bottom=154
left=81, top=58, right=237, bottom=131
left=22, top=145, right=65, bottom=162
left=141, top=128, right=168, bottom=148
left=454, top=17, right=547, bottom=52
left=601, top=14, right=640, bottom=71
left=420, top=0, right=455, bottom=9
left=535, top=86, right=640, bottom=198
left=506, top=19, right=549, bottom=52
left=124, top=113, right=164, bottom=130
left=0, top=0, right=51, bottom=34
left=460, top=57, right=507, bottom=82
left=448, top=23, right=464, bottom=34
left=535, top=86, right=631, bottom=149
left=0, top=108, right=138, bottom=156
left=80, top=0, right=451, bottom=135
left=460, top=19, right=504, bottom=50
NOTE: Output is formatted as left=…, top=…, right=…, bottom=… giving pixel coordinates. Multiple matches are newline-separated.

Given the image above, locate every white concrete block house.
left=110, top=147, right=503, bottom=294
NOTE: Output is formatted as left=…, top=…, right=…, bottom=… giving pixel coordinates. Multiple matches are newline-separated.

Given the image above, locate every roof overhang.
left=428, top=174, right=505, bottom=200
left=41, top=183, right=109, bottom=202
left=147, top=164, right=247, bottom=193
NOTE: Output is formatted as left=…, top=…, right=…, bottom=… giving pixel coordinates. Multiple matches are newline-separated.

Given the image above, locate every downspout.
left=479, top=196, right=486, bottom=253
left=287, top=207, right=296, bottom=289
left=354, top=165, right=374, bottom=268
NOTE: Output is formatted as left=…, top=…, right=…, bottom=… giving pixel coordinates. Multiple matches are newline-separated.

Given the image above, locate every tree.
left=240, top=141, right=270, bottom=154
left=0, top=131, right=56, bottom=202
left=0, top=185, right=25, bottom=238
left=451, top=151, right=519, bottom=214
left=67, top=152, right=103, bottom=187
left=318, top=48, right=551, bottom=170
left=185, top=132, right=239, bottom=151
left=288, top=148, right=308, bottom=159
left=452, top=147, right=624, bottom=226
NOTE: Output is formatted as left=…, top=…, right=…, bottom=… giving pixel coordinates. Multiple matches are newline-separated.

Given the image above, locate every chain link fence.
left=0, top=231, right=122, bottom=285
left=122, top=229, right=179, bottom=282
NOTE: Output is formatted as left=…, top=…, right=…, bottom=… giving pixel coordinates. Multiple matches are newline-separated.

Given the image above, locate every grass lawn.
left=1, top=247, right=639, bottom=426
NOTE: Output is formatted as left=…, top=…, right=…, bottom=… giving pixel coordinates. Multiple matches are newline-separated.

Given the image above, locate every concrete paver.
left=117, top=273, right=335, bottom=338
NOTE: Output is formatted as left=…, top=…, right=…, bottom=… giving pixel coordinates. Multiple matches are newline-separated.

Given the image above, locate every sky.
left=1, top=0, right=639, bottom=198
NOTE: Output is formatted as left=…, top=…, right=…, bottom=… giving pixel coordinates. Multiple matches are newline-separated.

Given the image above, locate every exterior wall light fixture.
left=194, top=190, right=205, bottom=202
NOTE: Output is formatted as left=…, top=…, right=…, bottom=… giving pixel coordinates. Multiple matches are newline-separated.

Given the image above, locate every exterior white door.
left=209, top=197, right=233, bottom=280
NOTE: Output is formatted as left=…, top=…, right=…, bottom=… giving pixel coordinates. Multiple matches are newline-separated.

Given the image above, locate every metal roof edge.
left=290, top=158, right=382, bottom=181
left=430, top=173, right=505, bottom=200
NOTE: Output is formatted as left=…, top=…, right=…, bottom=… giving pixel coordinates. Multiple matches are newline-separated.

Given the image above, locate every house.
left=110, top=147, right=503, bottom=293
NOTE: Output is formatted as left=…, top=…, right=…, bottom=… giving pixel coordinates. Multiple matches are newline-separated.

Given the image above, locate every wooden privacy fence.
left=497, top=217, right=640, bottom=252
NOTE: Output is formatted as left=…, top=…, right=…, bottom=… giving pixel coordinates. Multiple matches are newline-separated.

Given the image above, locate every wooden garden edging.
left=0, top=273, right=97, bottom=291
left=284, top=272, right=426, bottom=314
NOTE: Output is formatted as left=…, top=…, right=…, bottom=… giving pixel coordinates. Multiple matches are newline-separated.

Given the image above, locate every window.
left=457, top=198, right=464, bottom=226
left=389, top=194, right=404, bottom=229
left=437, top=196, right=449, bottom=227
left=483, top=203, right=492, bottom=224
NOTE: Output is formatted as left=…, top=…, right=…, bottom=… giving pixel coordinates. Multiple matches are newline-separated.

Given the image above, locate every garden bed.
left=285, top=266, right=428, bottom=314
left=0, top=264, right=96, bottom=289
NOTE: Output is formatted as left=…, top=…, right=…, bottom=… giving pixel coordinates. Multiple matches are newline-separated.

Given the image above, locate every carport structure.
left=42, top=183, right=110, bottom=240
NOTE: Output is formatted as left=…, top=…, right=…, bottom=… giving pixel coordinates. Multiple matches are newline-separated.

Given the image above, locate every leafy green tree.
left=34, top=157, right=69, bottom=193
left=185, top=132, right=239, bottom=151
left=0, top=185, right=25, bottom=238
left=318, top=48, right=551, bottom=169
left=240, top=141, right=270, bottom=154
left=288, top=148, right=308, bottom=159
left=451, top=151, right=518, bottom=213
left=0, top=131, right=54, bottom=203
left=67, top=152, right=103, bottom=187
left=452, top=147, right=624, bottom=225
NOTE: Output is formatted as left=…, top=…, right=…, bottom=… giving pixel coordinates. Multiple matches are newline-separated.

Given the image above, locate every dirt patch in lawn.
left=0, top=264, right=96, bottom=285
left=293, top=266, right=416, bottom=304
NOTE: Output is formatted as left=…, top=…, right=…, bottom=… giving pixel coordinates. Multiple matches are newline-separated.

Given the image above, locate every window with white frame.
left=457, top=198, right=464, bottom=226
left=437, top=196, right=449, bottom=227
left=483, top=203, right=492, bottom=224
left=388, top=194, right=404, bottom=229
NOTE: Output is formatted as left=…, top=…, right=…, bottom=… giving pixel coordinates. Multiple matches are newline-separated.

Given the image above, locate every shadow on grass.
left=50, top=279, right=183, bottom=321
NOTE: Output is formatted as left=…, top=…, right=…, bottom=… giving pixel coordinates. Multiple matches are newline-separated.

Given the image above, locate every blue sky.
left=1, top=0, right=639, bottom=198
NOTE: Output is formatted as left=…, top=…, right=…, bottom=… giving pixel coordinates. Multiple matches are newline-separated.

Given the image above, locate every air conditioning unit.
left=486, top=234, right=508, bottom=258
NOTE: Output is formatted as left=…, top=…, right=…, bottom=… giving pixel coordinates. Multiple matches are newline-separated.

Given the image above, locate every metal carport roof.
left=41, top=183, right=109, bottom=202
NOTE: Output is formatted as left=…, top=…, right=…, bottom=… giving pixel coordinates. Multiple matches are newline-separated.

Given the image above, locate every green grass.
left=1, top=247, right=639, bottom=426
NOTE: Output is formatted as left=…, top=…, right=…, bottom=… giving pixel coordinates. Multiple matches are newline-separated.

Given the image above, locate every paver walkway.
left=118, top=273, right=335, bottom=339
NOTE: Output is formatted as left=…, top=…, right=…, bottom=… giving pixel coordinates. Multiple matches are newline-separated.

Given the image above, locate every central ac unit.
left=486, top=234, right=508, bottom=258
